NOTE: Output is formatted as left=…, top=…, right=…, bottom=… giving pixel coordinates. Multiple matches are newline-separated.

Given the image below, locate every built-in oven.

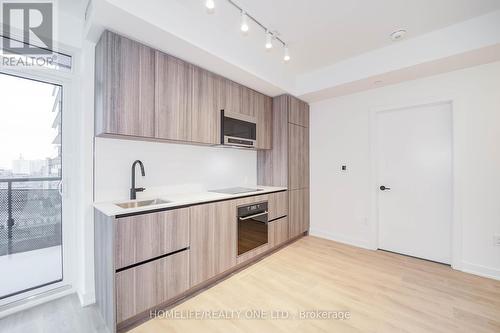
left=221, top=110, right=256, bottom=148
left=237, top=201, right=268, bottom=256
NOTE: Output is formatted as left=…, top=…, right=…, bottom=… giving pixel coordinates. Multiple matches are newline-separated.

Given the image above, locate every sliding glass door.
left=0, top=72, right=63, bottom=300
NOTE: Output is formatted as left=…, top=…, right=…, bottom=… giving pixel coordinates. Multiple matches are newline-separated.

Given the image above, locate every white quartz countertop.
left=93, top=186, right=287, bottom=217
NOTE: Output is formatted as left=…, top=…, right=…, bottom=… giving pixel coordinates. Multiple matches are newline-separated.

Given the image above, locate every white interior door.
left=377, top=102, right=452, bottom=264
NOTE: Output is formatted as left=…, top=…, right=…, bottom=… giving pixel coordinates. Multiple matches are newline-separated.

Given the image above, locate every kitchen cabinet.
left=95, top=30, right=273, bottom=149
left=115, top=250, right=189, bottom=323
left=95, top=31, right=155, bottom=137
left=269, top=217, right=289, bottom=247
left=220, top=78, right=241, bottom=115
left=155, top=52, right=192, bottom=141
left=191, top=67, right=221, bottom=144
left=257, top=94, right=310, bottom=237
left=240, top=85, right=257, bottom=117
left=289, top=188, right=309, bottom=238
left=114, top=208, right=190, bottom=270
left=288, top=123, right=309, bottom=190
left=189, top=200, right=237, bottom=286
left=268, top=191, right=288, bottom=220
left=256, top=94, right=273, bottom=149
left=288, top=96, right=309, bottom=128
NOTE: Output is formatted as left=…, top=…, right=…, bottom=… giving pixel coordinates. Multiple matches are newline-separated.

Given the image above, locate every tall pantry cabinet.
left=257, top=95, right=310, bottom=239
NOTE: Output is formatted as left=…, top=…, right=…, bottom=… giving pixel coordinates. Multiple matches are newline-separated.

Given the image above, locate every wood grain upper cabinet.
left=155, top=52, right=192, bottom=141
left=191, top=67, right=221, bottom=144
left=288, top=123, right=309, bottom=190
left=220, top=78, right=241, bottom=115
left=289, top=189, right=309, bottom=238
left=256, top=94, right=273, bottom=149
left=189, top=200, right=237, bottom=286
left=288, top=96, right=309, bottom=128
left=95, top=31, right=155, bottom=137
left=240, top=86, right=257, bottom=117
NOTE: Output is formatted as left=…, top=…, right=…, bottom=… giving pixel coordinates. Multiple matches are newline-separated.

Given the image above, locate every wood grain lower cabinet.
left=289, top=189, right=309, bottom=238
left=268, top=191, right=288, bottom=220
left=114, top=208, right=189, bottom=270
left=189, top=200, right=237, bottom=286
left=115, top=250, right=190, bottom=323
left=269, top=217, right=289, bottom=247
left=155, top=52, right=192, bottom=141
left=95, top=31, right=155, bottom=137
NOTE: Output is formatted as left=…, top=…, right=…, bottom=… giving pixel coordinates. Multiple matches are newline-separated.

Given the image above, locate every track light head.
left=283, top=46, right=290, bottom=62
left=265, top=31, right=273, bottom=50
left=241, top=11, right=249, bottom=33
left=205, top=0, right=215, bottom=13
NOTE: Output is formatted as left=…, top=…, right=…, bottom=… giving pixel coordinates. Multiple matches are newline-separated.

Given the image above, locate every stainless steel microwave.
left=220, top=110, right=256, bottom=148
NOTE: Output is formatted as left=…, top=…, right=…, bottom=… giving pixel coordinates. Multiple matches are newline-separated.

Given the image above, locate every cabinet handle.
left=239, top=211, right=268, bottom=221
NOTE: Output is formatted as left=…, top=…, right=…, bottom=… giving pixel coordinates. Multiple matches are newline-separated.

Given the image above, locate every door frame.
left=0, top=65, right=78, bottom=309
left=369, top=98, right=462, bottom=270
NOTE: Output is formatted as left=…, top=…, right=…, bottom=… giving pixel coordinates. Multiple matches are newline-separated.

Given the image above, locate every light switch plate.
left=494, top=234, right=500, bottom=246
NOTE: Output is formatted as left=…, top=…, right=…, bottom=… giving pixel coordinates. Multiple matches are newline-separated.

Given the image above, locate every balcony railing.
left=0, top=177, right=62, bottom=256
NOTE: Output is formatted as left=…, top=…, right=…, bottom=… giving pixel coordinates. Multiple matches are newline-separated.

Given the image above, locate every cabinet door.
left=240, top=86, right=257, bottom=118
left=288, top=96, right=309, bottom=128
left=269, top=217, right=289, bottom=248
left=288, top=123, right=309, bottom=190
left=115, top=250, right=189, bottom=323
left=220, top=78, right=241, bottom=114
left=155, top=52, right=192, bottom=141
left=189, top=200, right=237, bottom=286
left=289, top=189, right=309, bottom=238
left=256, top=94, right=272, bottom=149
left=191, top=67, right=220, bottom=144
left=115, top=208, right=190, bottom=270
left=268, top=191, right=288, bottom=220
left=95, top=31, right=155, bottom=137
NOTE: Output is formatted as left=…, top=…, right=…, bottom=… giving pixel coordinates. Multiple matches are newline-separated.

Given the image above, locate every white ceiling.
left=235, top=0, right=500, bottom=75
left=88, top=0, right=500, bottom=101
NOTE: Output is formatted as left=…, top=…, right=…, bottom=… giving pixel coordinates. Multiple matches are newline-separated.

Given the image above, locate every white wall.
left=310, top=61, right=500, bottom=280
left=94, top=138, right=257, bottom=202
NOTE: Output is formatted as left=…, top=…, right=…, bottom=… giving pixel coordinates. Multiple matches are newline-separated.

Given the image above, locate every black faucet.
left=130, top=160, right=146, bottom=200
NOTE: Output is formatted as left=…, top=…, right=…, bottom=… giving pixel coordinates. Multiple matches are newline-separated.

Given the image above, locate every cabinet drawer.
left=269, top=216, right=289, bottom=248
left=115, top=208, right=189, bottom=269
left=115, top=250, right=190, bottom=323
left=268, top=191, right=288, bottom=220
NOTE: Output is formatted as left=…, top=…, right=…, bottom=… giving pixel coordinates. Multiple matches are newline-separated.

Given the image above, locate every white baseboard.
left=309, top=228, right=375, bottom=250
left=460, top=261, right=500, bottom=281
left=77, top=290, right=95, bottom=307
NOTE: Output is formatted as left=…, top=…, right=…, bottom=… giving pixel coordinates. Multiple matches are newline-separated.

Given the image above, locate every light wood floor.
left=131, top=236, right=500, bottom=333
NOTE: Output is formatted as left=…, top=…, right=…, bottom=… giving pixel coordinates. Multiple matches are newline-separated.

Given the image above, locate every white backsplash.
left=94, top=137, right=257, bottom=202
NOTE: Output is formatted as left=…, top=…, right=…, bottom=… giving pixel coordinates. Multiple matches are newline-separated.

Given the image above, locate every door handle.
left=379, top=185, right=391, bottom=191
left=239, top=211, right=268, bottom=221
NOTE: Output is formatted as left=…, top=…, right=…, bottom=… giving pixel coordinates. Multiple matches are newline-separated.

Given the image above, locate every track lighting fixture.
left=206, top=0, right=290, bottom=62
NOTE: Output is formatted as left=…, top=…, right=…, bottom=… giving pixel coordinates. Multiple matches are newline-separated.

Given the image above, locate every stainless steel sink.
left=115, top=199, right=171, bottom=209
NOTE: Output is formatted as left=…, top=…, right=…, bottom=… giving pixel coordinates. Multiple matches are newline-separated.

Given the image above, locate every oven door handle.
left=238, top=211, right=268, bottom=221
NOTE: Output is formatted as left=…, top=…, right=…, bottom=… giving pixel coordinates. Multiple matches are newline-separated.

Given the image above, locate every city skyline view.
left=0, top=74, right=60, bottom=174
